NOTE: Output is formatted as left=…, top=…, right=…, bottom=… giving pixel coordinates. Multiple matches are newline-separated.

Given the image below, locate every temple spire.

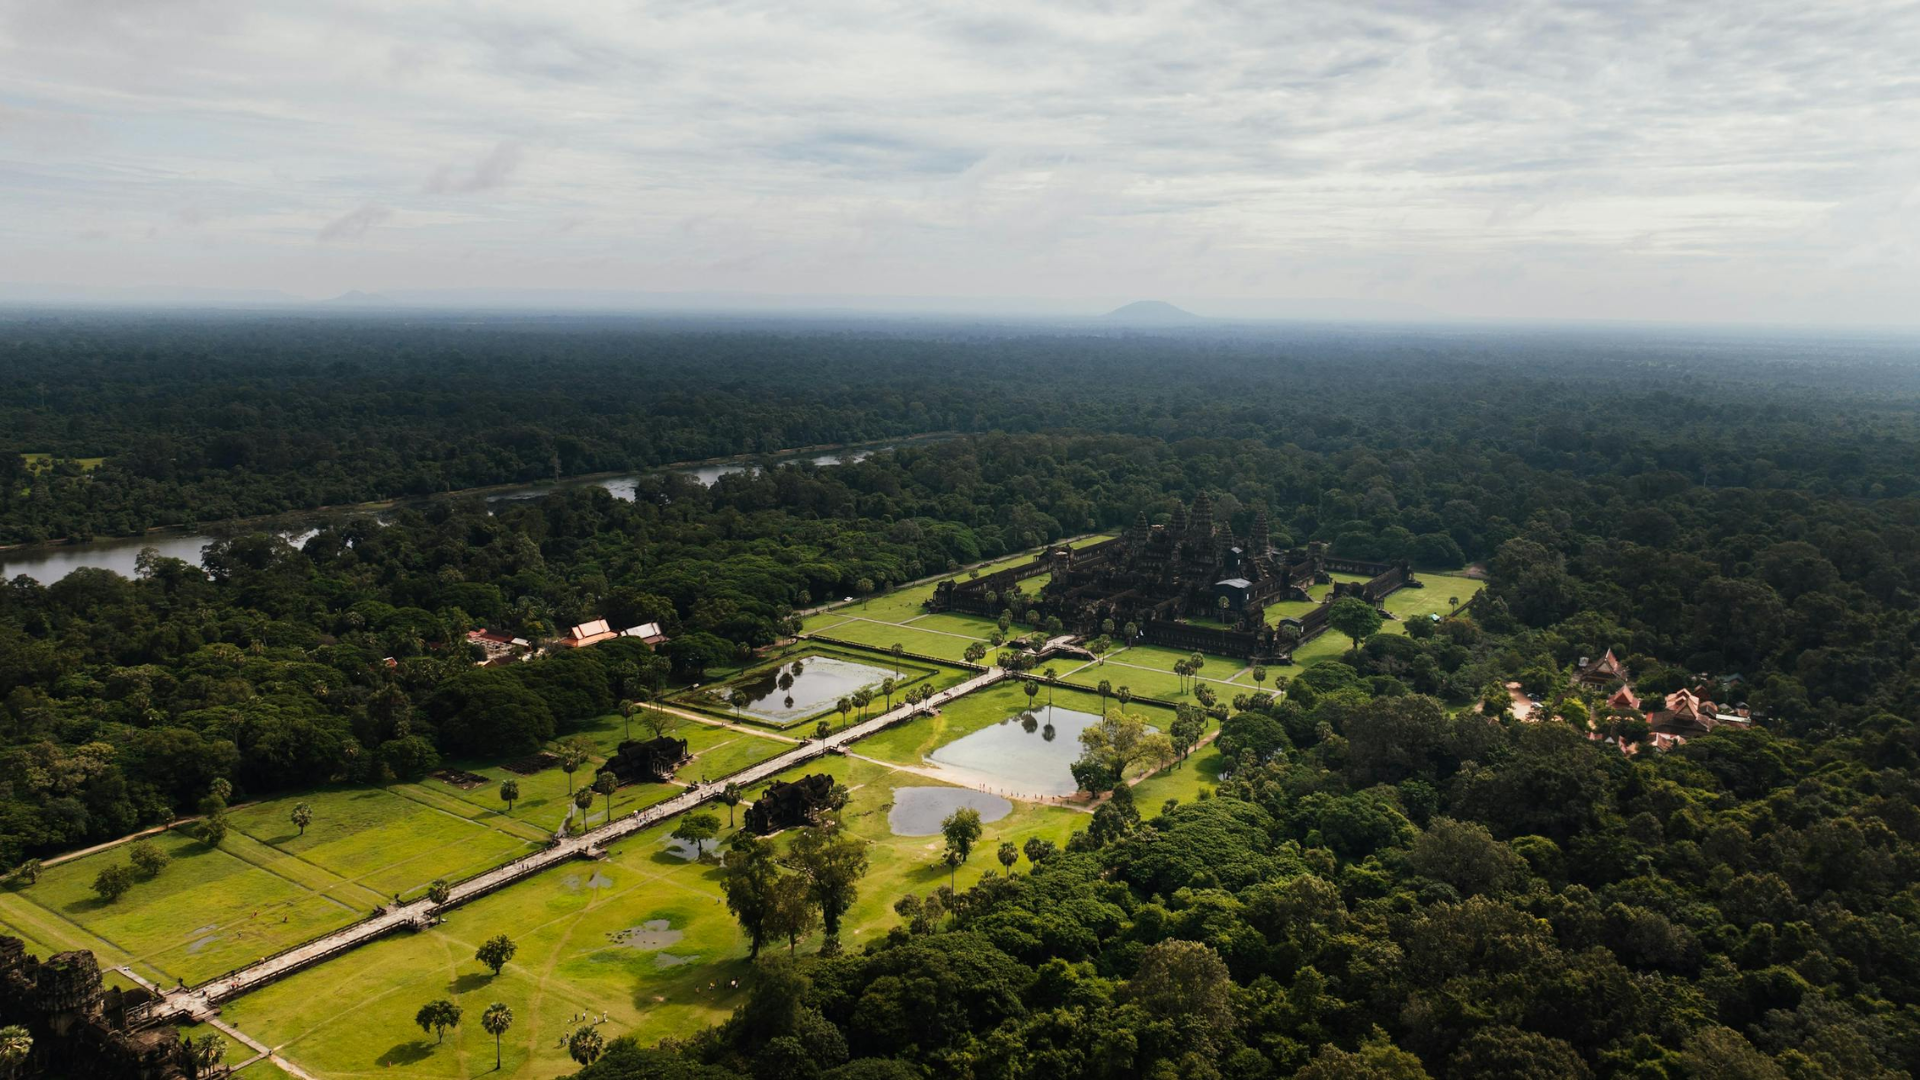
left=1128, top=510, right=1151, bottom=549
left=1191, top=491, right=1214, bottom=538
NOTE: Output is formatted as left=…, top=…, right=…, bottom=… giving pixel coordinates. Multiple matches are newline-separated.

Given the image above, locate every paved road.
left=130, top=665, right=1008, bottom=1028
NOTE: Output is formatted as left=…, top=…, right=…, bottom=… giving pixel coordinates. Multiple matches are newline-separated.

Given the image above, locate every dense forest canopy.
left=5, top=313, right=1920, bottom=1078
left=6, top=312, right=1920, bottom=544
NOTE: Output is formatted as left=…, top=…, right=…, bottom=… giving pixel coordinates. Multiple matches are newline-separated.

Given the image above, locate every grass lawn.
left=221, top=756, right=1087, bottom=1080
left=1263, top=573, right=1365, bottom=626
left=20, top=452, right=106, bottom=473
left=804, top=533, right=1116, bottom=629
left=0, top=827, right=364, bottom=986
left=0, top=890, right=151, bottom=990
left=1106, top=642, right=1246, bottom=680
left=175, top=1021, right=261, bottom=1067
left=799, top=610, right=857, bottom=634
left=226, top=788, right=539, bottom=905
left=1131, top=744, right=1225, bottom=811
left=1381, top=573, right=1483, bottom=628
left=1063, top=645, right=1245, bottom=705
left=906, top=612, right=1003, bottom=641
left=808, top=620, right=985, bottom=665
left=1265, top=573, right=1485, bottom=677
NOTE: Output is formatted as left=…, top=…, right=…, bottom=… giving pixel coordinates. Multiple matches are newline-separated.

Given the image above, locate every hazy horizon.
left=3, top=2, right=1918, bottom=326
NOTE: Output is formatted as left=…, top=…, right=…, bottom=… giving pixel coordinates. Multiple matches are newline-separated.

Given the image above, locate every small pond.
left=927, top=705, right=1108, bottom=797
left=888, top=787, right=1013, bottom=836
left=725, top=654, right=898, bottom=724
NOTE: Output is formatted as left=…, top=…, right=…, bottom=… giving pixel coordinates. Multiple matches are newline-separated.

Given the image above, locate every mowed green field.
left=0, top=818, right=372, bottom=986
left=219, top=756, right=1086, bottom=1080
left=418, top=714, right=796, bottom=834
left=1057, top=643, right=1247, bottom=705
left=1132, top=743, right=1225, bottom=810
left=0, top=711, right=796, bottom=988
left=800, top=533, right=1115, bottom=635
left=805, top=618, right=984, bottom=664
left=224, top=788, right=539, bottom=904
left=1255, top=571, right=1486, bottom=678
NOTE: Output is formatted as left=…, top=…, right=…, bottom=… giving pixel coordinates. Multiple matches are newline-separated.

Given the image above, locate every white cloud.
left=424, top=141, right=523, bottom=194
left=316, top=201, right=391, bottom=242
left=0, top=0, right=1915, bottom=322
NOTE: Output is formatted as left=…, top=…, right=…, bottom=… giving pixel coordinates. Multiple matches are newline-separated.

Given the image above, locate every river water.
left=1, top=444, right=897, bottom=584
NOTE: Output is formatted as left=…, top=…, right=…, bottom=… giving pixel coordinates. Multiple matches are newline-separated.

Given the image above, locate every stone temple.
left=930, top=493, right=1418, bottom=663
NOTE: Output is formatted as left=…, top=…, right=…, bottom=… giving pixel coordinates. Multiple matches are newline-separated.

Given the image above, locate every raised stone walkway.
left=128, top=665, right=1008, bottom=1028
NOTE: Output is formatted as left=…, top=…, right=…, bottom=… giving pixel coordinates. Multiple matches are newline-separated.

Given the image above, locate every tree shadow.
left=377, top=1040, right=434, bottom=1066
left=450, top=971, right=492, bottom=995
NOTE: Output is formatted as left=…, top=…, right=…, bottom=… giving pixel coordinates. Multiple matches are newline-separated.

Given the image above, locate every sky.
left=1, top=0, right=1918, bottom=324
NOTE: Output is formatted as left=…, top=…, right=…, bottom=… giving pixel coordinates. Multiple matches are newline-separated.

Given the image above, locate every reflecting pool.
left=726, top=654, right=897, bottom=725
left=887, top=786, right=1012, bottom=836
left=927, top=704, right=1107, bottom=797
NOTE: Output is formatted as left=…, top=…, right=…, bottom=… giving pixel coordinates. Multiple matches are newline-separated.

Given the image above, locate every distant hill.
left=322, top=291, right=392, bottom=306
left=1106, top=300, right=1201, bottom=322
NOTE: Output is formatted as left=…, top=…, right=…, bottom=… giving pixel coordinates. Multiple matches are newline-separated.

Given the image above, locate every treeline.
left=8, top=386, right=1920, bottom=861
left=7, top=313, right=1920, bottom=544
left=584, top=680, right=1920, bottom=1079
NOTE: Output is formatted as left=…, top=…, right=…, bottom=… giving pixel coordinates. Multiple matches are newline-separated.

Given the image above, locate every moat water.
left=887, top=787, right=1012, bottom=835
left=727, top=654, right=897, bottom=725
left=926, top=704, right=1108, bottom=797
left=1, top=445, right=899, bottom=583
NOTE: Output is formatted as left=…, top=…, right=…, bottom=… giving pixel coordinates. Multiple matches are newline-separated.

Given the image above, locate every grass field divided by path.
left=0, top=826, right=364, bottom=986
left=799, top=534, right=1114, bottom=634
left=0, top=704, right=803, bottom=991
left=219, top=756, right=1085, bottom=1080
left=809, top=620, right=984, bottom=664
left=225, top=788, right=539, bottom=904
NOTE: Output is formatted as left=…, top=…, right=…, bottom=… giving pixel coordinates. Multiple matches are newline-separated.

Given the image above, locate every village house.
left=466, top=628, right=531, bottom=666
left=1572, top=649, right=1630, bottom=691
left=555, top=618, right=619, bottom=649
left=621, top=621, right=670, bottom=646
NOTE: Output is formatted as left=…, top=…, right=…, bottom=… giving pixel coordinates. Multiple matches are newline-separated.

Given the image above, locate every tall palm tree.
left=568, top=1026, right=605, bottom=1066
left=481, top=1003, right=513, bottom=1070
left=0, top=1026, right=31, bottom=1077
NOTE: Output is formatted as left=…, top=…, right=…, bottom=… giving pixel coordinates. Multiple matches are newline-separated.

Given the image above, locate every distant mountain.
left=322, top=290, right=392, bottom=306
left=1106, top=300, right=1201, bottom=322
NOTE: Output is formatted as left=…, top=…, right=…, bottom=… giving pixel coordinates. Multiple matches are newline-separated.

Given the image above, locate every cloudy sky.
left=2, top=0, right=1918, bottom=323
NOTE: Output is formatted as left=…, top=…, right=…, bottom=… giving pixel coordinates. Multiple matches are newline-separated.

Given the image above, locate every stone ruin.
left=603, top=736, right=692, bottom=785
left=744, top=773, right=835, bottom=834
left=0, top=935, right=198, bottom=1078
